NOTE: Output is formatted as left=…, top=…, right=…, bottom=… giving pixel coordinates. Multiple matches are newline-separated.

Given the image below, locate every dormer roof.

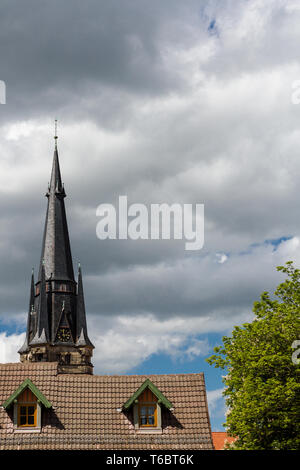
left=2, top=378, right=52, bottom=410
left=123, top=378, right=173, bottom=410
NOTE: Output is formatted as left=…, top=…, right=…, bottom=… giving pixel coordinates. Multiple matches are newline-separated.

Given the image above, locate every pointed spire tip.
left=54, top=119, right=58, bottom=149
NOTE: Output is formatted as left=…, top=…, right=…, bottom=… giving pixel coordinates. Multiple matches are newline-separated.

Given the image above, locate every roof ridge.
left=0, top=362, right=58, bottom=368
left=89, top=372, right=204, bottom=378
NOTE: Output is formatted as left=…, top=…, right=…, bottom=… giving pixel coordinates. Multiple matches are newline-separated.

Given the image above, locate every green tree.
left=207, top=262, right=300, bottom=450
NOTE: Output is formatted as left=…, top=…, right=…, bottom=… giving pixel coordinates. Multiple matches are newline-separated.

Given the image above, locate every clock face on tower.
left=57, top=328, right=71, bottom=342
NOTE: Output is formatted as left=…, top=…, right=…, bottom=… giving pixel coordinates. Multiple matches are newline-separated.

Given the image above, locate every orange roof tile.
left=0, top=362, right=213, bottom=450
left=212, top=432, right=237, bottom=450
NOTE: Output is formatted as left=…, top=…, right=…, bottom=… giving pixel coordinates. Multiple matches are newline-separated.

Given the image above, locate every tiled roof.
left=212, top=432, right=237, bottom=450
left=0, top=362, right=213, bottom=450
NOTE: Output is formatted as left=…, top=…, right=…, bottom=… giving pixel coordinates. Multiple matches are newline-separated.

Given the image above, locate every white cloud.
left=0, top=314, right=210, bottom=373
left=207, top=388, right=224, bottom=411
left=0, top=332, right=25, bottom=363
left=207, top=387, right=226, bottom=429
left=82, top=237, right=300, bottom=324
left=216, top=253, right=228, bottom=264
left=88, top=313, right=210, bottom=374
left=285, top=2, right=300, bottom=12
left=0, top=312, right=210, bottom=373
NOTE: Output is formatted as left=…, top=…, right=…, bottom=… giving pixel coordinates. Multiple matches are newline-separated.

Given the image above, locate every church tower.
left=19, top=125, right=94, bottom=374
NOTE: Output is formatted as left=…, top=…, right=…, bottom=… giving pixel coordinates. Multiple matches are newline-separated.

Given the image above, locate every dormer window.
left=2, top=378, right=52, bottom=433
left=17, top=389, right=37, bottom=427
left=18, top=405, right=36, bottom=427
left=122, top=378, right=173, bottom=433
left=139, top=405, right=156, bottom=426
left=138, top=388, right=158, bottom=427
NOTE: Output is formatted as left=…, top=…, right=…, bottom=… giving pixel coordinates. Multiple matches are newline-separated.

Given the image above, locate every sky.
left=1, top=0, right=300, bottom=431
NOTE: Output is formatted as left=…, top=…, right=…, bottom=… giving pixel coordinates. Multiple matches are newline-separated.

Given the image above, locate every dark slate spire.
left=30, top=262, right=49, bottom=345
left=76, top=264, right=94, bottom=347
left=18, top=269, right=35, bottom=354
left=19, top=127, right=94, bottom=374
left=38, top=144, right=74, bottom=282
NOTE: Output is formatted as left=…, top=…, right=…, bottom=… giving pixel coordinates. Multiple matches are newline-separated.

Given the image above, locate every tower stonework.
left=19, top=141, right=94, bottom=374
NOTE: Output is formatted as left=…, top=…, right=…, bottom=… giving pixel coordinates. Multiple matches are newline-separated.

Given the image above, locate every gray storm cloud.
left=0, top=0, right=300, bottom=351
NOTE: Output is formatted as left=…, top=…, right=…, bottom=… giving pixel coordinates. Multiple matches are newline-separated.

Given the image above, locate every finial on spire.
left=54, top=119, right=58, bottom=149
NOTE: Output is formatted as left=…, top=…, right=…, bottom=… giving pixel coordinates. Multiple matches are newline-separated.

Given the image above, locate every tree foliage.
left=207, top=262, right=300, bottom=450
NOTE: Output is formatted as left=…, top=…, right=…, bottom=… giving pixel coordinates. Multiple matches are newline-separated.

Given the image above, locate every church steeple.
left=38, top=144, right=72, bottom=282
left=19, top=129, right=94, bottom=374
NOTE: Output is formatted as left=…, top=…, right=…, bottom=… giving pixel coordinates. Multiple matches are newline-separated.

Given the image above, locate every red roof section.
left=212, top=432, right=237, bottom=450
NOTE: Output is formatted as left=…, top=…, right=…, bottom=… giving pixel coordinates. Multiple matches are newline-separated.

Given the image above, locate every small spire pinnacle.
left=54, top=119, right=58, bottom=149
